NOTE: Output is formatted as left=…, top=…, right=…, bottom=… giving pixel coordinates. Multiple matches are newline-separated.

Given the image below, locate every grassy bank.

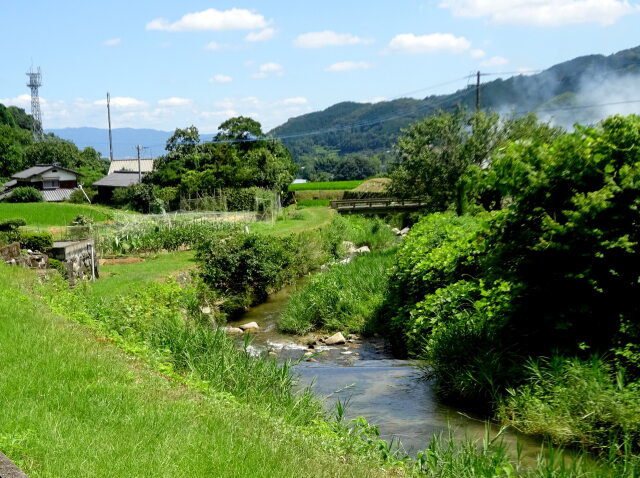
left=279, top=249, right=397, bottom=335
left=0, top=266, right=384, bottom=477
left=0, top=202, right=113, bottom=227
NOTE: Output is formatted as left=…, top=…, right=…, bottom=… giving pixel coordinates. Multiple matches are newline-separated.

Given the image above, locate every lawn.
left=0, top=203, right=113, bottom=228
left=251, top=206, right=335, bottom=236
left=91, top=250, right=197, bottom=298
left=0, top=266, right=382, bottom=478
left=288, top=180, right=364, bottom=191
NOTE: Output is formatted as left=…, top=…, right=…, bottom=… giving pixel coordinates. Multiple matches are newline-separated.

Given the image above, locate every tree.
left=390, top=109, right=563, bottom=212
left=215, top=116, right=263, bottom=141
left=24, top=138, right=81, bottom=169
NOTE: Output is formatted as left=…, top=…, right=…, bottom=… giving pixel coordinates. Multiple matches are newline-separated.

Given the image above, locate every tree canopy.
left=147, top=117, right=297, bottom=197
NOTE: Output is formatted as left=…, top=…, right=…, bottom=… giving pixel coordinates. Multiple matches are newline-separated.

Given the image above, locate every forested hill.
left=271, top=45, right=640, bottom=160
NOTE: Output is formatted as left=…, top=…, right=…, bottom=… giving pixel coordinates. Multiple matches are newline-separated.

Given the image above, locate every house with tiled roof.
left=1, top=164, right=80, bottom=202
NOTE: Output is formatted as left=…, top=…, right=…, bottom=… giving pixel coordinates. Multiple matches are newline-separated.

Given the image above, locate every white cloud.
left=146, top=8, right=268, bottom=32
left=252, top=62, right=284, bottom=78
left=325, top=61, right=373, bottom=72
left=245, top=27, right=276, bottom=42
left=158, top=97, right=191, bottom=106
left=94, top=96, right=146, bottom=109
left=210, top=74, right=233, bottom=83
left=204, top=41, right=232, bottom=51
left=386, top=33, right=471, bottom=54
left=470, top=48, right=486, bottom=58
left=282, top=97, right=308, bottom=105
left=103, top=38, right=121, bottom=47
left=294, top=30, right=373, bottom=48
left=439, top=0, right=639, bottom=26
left=480, top=56, right=509, bottom=67
left=0, top=94, right=32, bottom=109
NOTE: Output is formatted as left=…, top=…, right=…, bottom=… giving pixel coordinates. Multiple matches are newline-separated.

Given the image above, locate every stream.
left=229, top=280, right=548, bottom=463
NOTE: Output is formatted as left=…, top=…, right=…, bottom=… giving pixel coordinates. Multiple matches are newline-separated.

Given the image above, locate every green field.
left=288, top=180, right=364, bottom=191
left=0, top=203, right=113, bottom=228
left=296, top=199, right=331, bottom=208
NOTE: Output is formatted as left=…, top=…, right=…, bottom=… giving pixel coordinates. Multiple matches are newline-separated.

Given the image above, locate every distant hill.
left=46, top=127, right=214, bottom=159
left=271, top=45, right=640, bottom=160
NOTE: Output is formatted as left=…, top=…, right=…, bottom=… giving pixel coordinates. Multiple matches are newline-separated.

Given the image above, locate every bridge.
left=329, top=198, right=428, bottom=214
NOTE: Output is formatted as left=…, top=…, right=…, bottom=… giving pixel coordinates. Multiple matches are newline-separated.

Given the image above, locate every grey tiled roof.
left=41, top=188, right=76, bottom=202
left=12, top=164, right=79, bottom=179
left=93, top=172, right=142, bottom=187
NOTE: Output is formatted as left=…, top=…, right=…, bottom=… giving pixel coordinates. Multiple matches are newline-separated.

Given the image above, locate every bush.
left=48, top=258, right=67, bottom=277
left=0, top=218, right=26, bottom=231
left=69, top=188, right=96, bottom=204
left=197, top=233, right=303, bottom=315
left=7, top=186, right=42, bottom=203
left=19, top=231, right=53, bottom=251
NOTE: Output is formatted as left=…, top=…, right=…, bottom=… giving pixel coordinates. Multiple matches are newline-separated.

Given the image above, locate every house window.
left=43, top=179, right=60, bottom=189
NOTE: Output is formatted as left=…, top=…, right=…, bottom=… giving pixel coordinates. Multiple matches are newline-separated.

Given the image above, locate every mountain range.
left=49, top=45, right=640, bottom=161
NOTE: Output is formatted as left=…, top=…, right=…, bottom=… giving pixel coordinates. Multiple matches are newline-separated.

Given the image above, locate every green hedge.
left=19, top=231, right=54, bottom=251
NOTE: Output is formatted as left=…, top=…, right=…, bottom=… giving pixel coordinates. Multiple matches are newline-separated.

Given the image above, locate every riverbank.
left=0, top=265, right=392, bottom=477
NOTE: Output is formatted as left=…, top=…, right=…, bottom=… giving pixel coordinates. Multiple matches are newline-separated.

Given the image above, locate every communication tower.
left=26, top=66, right=43, bottom=138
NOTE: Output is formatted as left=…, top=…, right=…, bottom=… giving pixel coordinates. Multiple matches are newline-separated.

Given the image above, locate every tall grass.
left=43, top=276, right=323, bottom=426
left=279, top=249, right=396, bottom=334
left=497, top=356, right=640, bottom=452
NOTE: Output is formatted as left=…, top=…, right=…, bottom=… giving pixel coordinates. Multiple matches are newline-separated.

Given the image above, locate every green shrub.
left=48, top=258, right=67, bottom=277
left=69, top=188, right=96, bottom=204
left=7, top=186, right=42, bottom=203
left=0, top=218, right=26, bottom=231
left=197, top=233, right=304, bottom=315
left=18, top=231, right=53, bottom=251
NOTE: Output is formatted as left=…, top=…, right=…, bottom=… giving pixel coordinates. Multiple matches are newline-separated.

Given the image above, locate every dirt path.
left=0, top=452, right=28, bottom=478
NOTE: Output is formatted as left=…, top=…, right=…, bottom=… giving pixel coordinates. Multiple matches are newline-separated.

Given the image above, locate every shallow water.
left=229, top=279, right=547, bottom=462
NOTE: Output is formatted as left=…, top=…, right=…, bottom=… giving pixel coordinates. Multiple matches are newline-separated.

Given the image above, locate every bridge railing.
left=329, top=198, right=428, bottom=210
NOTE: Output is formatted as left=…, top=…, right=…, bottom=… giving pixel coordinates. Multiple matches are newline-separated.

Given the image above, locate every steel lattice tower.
left=26, top=67, right=43, bottom=138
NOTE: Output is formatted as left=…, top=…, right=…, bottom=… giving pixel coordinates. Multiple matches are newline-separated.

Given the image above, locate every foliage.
left=69, top=187, right=96, bottom=204
left=389, top=110, right=562, bottom=213
left=288, top=180, right=364, bottom=191
left=19, top=231, right=53, bottom=251
left=381, top=114, right=640, bottom=451
left=0, top=218, right=26, bottom=231
left=498, top=356, right=640, bottom=451
left=47, top=258, right=66, bottom=277
left=279, top=249, right=397, bottom=335
left=93, top=217, right=243, bottom=256
left=197, top=233, right=305, bottom=314
left=148, top=118, right=296, bottom=199
left=6, top=186, right=42, bottom=203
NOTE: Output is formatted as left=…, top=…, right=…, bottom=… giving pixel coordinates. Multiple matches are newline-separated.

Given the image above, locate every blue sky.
left=1, top=0, right=639, bottom=133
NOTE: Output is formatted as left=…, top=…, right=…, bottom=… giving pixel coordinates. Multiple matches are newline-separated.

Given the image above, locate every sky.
left=1, top=0, right=639, bottom=135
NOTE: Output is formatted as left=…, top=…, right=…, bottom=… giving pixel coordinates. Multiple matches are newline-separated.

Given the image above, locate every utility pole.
left=135, top=145, right=144, bottom=182
left=475, top=70, right=481, bottom=113
left=107, top=92, right=114, bottom=163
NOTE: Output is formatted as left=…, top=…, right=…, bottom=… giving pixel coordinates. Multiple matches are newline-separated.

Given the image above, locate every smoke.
left=539, top=73, right=640, bottom=129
